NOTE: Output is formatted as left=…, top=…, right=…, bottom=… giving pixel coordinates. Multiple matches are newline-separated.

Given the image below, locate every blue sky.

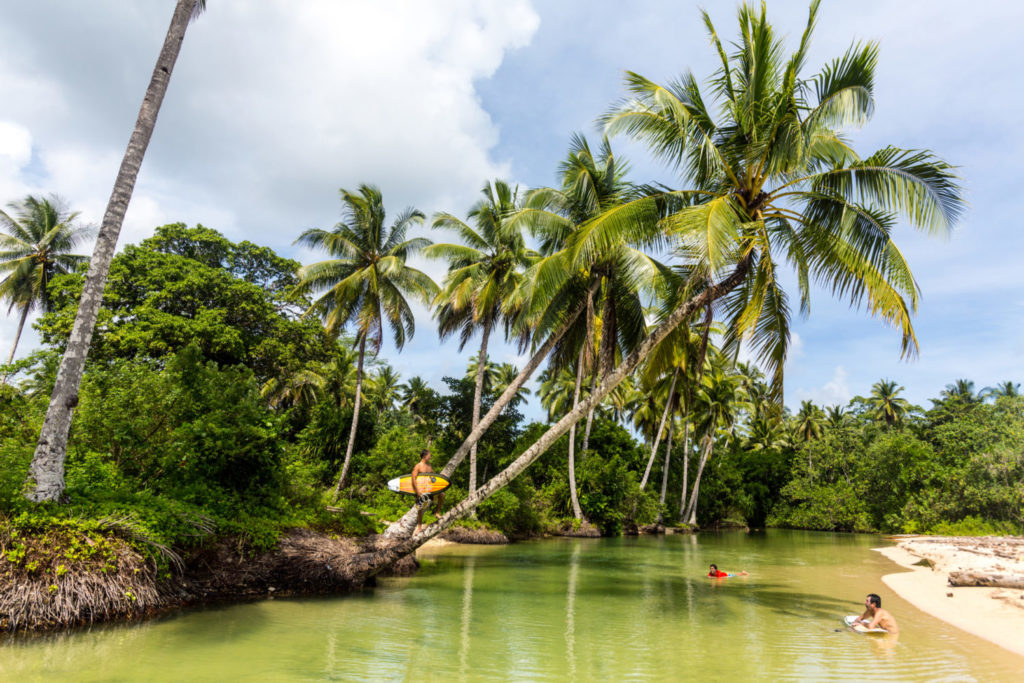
left=1, top=1, right=1022, bottom=423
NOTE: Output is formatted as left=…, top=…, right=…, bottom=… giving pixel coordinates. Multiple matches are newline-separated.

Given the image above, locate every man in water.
left=412, top=449, right=444, bottom=534
left=851, top=593, right=899, bottom=634
left=708, top=563, right=748, bottom=578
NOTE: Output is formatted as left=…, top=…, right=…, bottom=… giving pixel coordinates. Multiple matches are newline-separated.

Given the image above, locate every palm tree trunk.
left=382, top=279, right=601, bottom=538
left=1, top=304, right=30, bottom=385
left=581, top=370, right=597, bottom=453
left=469, top=319, right=492, bottom=497
left=678, top=418, right=690, bottom=518
left=371, top=255, right=752, bottom=554
left=583, top=286, right=616, bottom=453
left=567, top=344, right=586, bottom=520
left=685, top=434, right=713, bottom=526
left=657, top=417, right=674, bottom=522
left=640, top=368, right=679, bottom=489
left=332, top=336, right=366, bottom=499
left=26, top=0, right=199, bottom=503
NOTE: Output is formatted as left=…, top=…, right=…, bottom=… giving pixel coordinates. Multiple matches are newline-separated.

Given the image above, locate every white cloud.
left=792, top=366, right=851, bottom=409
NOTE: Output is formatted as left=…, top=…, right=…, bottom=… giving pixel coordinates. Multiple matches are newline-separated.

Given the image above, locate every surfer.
left=850, top=593, right=899, bottom=635
left=708, top=563, right=748, bottom=578
left=412, top=449, right=444, bottom=533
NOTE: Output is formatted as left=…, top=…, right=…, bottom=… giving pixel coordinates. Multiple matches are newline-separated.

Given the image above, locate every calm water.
left=1, top=530, right=1022, bottom=681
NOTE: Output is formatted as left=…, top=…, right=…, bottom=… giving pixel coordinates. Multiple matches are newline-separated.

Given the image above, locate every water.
left=1, top=530, right=1021, bottom=681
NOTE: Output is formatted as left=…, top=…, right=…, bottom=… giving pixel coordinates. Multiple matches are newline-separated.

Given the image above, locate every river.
left=1, top=530, right=1021, bottom=681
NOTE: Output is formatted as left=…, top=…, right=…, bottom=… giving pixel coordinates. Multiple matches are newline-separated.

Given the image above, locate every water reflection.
left=564, top=542, right=580, bottom=680
left=458, top=554, right=475, bottom=679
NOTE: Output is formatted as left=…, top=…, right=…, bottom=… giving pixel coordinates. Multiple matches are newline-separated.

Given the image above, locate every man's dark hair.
left=709, top=564, right=718, bottom=571
left=867, top=593, right=881, bottom=608
left=419, top=449, right=431, bottom=458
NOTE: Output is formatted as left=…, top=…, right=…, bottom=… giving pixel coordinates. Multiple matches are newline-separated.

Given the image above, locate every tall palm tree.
left=0, top=196, right=90, bottom=377
left=425, top=180, right=535, bottom=497
left=683, top=358, right=746, bottom=525
left=376, top=0, right=963, bottom=550
left=28, top=0, right=207, bottom=502
left=521, top=135, right=657, bottom=518
left=294, top=184, right=437, bottom=497
left=940, top=378, right=981, bottom=405
left=794, top=400, right=825, bottom=441
left=866, top=379, right=912, bottom=427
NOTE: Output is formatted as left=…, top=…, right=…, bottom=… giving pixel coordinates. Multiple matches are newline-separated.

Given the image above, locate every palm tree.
left=367, top=365, right=402, bottom=414
left=825, top=405, right=849, bottom=428
left=0, top=196, right=91, bottom=378
left=982, top=381, right=1020, bottom=402
left=401, top=375, right=435, bottom=425
left=375, top=0, right=963, bottom=551
left=491, top=362, right=530, bottom=404
left=794, top=400, right=825, bottom=441
left=941, top=378, right=981, bottom=405
left=683, top=359, right=746, bottom=525
left=294, top=184, right=437, bottom=497
left=425, top=180, right=534, bottom=497
left=866, top=379, right=912, bottom=427
left=521, top=135, right=657, bottom=518
left=27, top=0, right=207, bottom=502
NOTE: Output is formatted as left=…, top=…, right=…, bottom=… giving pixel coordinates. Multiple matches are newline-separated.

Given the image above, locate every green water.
left=2, top=530, right=1021, bottom=681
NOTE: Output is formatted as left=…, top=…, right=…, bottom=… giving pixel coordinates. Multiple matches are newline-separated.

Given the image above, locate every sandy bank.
left=875, top=536, right=1024, bottom=657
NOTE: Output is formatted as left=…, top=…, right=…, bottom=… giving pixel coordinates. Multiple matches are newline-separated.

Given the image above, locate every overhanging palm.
left=367, top=1, right=963, bottom=562
left=0, top=195, right=90, bottom=379
left=592, top=0, right=963, bottom=399
left=294, top=184, right=437, bottom=498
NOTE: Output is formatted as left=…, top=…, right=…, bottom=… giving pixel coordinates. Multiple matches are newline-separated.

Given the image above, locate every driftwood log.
left=948, top=571, right=1024, bottom=589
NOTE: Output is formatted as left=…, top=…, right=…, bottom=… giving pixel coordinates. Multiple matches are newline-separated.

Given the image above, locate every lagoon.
left=1, top=531, right=1021, bottom=681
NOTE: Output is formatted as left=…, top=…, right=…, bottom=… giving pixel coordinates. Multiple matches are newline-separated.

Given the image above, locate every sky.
left=1, top=0, right=1023, bottom=423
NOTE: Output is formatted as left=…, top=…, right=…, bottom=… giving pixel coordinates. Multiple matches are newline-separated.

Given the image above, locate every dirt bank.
left=1, top=527, right=417, bottom=634
left=876, top=536, right=1024, bottom=657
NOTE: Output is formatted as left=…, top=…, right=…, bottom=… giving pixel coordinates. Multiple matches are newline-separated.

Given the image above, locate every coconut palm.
left=683, top=358, right=746, bottom=525
left=367, top=365, right=402, bottom=414
left=982, top=381, right=1020, bottom=402
left=521, top=135, right=658, bottom=518
left=825, top=404, right=849, bottom=428
left=0, top=196, right=91, bottom=378
left=425, top=180, right=535, bottom=496
left=491, top=362, right=530, bottom=404
left=294, top=184, right=437, bottom=497
left=940, top=378, right=981, bottom=405
left=794, top=400, right=825, bottom=441
left=28, top=0, right=207, bottom=502
left=374, top=0, right=963, bottom=552
left=866, top=379, right=912, bottom=427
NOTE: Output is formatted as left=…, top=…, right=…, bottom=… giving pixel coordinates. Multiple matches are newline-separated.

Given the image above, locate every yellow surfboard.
left=387, top=473, right=451, bottom=496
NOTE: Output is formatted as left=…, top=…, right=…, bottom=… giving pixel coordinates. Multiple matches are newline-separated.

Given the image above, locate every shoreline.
left=874, top=537, right=1024, bottom=658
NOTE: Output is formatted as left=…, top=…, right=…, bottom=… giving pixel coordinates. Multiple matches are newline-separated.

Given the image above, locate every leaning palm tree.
left=0, top=196, right=91, bottom=378
left=425, top=180, right=534, bottom=496
left=375, top=0, right=963, bottom=553
left=294, top=184, right=437, bottom=498
left=27, top=0, right=206, bottom=502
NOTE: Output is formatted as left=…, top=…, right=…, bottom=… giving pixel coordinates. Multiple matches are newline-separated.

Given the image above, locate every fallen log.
left=948, top=571, right=1024, bottom=589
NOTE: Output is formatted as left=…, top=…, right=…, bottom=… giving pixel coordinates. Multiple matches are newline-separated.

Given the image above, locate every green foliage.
left=35, top=224, right=331, bottom=381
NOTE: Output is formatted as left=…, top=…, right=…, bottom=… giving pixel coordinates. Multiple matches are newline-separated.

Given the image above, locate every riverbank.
left=875, top=536, right=1024, bottom=657
left=0, top=527, right=419, bottom=633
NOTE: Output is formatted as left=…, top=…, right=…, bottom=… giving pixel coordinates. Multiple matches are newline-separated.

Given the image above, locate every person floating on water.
left=412, top=449, right=444, bottom=534
left=708, top=563, right=748, bottom=578
left=850, top=593, right=899, bottom=634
